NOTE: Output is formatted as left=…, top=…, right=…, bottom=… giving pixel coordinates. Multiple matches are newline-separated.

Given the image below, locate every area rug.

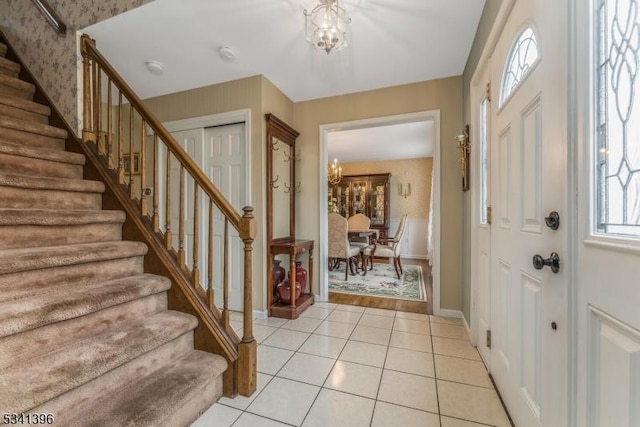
left=328, top=263, right=426, bottom=301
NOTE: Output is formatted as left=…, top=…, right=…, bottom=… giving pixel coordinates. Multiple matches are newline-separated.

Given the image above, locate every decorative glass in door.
left=369, top=179, right=387, bottom=226
left=351, top=181, right=367, bottom=214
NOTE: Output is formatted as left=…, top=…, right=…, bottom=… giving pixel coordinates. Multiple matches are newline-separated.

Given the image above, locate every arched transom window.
left=500, top=27, right=540, bottom=105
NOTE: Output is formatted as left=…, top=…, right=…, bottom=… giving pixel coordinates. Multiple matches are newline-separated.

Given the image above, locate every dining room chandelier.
left=303, top=0, right=351, bottom=55
left=328, top=158, right=343, bottom=185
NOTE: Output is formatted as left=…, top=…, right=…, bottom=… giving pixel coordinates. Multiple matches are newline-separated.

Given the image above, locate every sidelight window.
left=595, top=0, right=640, bottom=236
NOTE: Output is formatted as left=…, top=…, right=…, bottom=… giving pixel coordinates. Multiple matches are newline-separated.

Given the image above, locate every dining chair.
left=363, top=214, right=408, bottom=278
left=329, top=213, right=362, bottom=280
left=347, top=213, right=371, bottom=248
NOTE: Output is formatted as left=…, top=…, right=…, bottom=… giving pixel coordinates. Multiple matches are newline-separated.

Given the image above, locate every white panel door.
left=165, top=124, right=246, bottom=312
left=204, top=124, right=245, bottom=312
left=489, top=0, right=568, bottom=426
left=575, top=1, right=640, bottom=426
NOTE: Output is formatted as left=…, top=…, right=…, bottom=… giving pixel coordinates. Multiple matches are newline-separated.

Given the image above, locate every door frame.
left=469, top=0, right=515, bottom=348
left=317, top=110, right=442, bottom=312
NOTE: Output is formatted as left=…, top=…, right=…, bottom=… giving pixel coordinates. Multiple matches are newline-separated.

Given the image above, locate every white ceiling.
left=83, top=0, right=486, bottom=102
left=328, top=120, right=433, bottom=163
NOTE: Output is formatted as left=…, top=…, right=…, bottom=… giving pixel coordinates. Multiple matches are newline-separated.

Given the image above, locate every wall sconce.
left=398, top=171, right=411, bottom=198
left=456, top=124, right=471, bottom=192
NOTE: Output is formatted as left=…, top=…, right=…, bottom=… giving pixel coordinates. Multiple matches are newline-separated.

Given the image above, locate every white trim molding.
left=318, top=110, right=441, bottom=313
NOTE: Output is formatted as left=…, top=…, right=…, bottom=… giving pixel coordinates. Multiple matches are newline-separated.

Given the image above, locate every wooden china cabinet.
left=331, top=173, right=391, bottom=238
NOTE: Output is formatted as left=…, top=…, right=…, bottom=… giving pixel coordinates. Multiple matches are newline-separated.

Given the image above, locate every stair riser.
left=0, top=83, right=34, bottom=100
left=0, top=254, right=144, bottom=296
left=0, top=152, right=82, bottom=179
left=0, top=223, right=123, bottom=250
left=0, top=103, right=47, bottom=124
left=0, top=44, right=6, bottom=57
left=0, top=186, right=102, bottom=210
left=0, top=126, right=65, bottom=150
left=0, top=293, right=167, bottom=370
left=34, top=332, right=194, bottom=419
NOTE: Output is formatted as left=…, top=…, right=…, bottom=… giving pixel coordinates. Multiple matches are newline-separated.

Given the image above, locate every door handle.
left=532, top=252, right=560, bottom=273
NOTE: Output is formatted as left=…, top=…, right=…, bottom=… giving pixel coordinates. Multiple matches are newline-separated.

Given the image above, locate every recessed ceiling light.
left=145, top=61, right=164, bottom=75
left=219, top=46, right=236, bottom=62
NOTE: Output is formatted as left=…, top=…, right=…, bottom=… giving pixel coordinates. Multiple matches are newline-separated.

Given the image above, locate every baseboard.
left=438, top=309, right=470, bottom=341
left=253, top=310, right=268, bottom=320
left=438, top=309, right=463, bottom=318
left=401, top=255, right=428, bottom=260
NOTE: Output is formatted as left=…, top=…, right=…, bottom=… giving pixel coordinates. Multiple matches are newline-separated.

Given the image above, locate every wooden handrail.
left=81, top=36, right=245, bottom=235
left=30, top=0, right=66, bottom=35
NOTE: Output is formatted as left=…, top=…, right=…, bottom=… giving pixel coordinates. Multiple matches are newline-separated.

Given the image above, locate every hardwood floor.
left=328, top=258, right=433, bottom=314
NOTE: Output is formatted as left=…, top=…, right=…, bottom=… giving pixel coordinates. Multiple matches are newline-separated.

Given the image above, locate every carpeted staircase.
left=0, top=41, right=226, bottom=426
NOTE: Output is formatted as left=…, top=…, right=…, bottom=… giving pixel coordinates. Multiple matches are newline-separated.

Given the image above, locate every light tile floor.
left=193, top=303, right=512, bottom=427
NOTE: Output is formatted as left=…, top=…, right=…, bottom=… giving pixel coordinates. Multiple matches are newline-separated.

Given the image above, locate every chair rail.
left=80, top=34, right=256, bottom=397
left=30, top=0, right=66, bottom=34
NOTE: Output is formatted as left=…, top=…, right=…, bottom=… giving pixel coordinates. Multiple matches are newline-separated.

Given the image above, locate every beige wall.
left=294, top=77, right=464, bottom=311
left=0, top=0, right=154, bottom=132
left=143, top=75, right=295, bottom=312
left=340, top=158, right=433, bottom=220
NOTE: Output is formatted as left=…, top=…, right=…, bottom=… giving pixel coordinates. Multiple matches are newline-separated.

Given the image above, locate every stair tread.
left=0, top=115, right=66, bottom=139
left=0, top=73, right=35, bottom=93
left=0, top=208, right=124, bottom=226
left=0, top=311, right=198, bottom=413
left=0, top=139, right=84, bottom=165
left=0, top=57, right=20, bottom=74
left=0, top=94, right=50, bottom=116
left=0, top=273, right=171, bottom=337
left=0, top=171, right=105, bottom=193
left=60, top=351, right=227, bottom=427
left=0, top=240, right=148, bottom=275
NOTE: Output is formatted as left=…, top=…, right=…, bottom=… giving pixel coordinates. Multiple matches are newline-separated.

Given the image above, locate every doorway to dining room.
left=319, top=111, right=440, bottom=314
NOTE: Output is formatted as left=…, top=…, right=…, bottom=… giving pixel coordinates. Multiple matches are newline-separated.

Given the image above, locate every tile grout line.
left=429, top=318, right=443, bottom=427
left=369, top=309, right=396, bottom=427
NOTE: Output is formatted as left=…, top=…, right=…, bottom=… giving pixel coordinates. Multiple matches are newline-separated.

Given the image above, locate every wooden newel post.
left=237, top=206, right=257, bottom=396
left=80, top=35, right=96, bottom=144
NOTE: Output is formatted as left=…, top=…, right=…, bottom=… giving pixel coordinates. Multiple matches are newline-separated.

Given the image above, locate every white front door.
left=165, top=123, right=246, bottom=312
left=575, top=1, right=640, bottom=425
left=489, top=1, right=568, bottom=426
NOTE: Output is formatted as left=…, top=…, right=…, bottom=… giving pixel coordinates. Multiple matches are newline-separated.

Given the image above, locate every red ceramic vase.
left=276, top=279, right=302, bottom=305
left=288, top=261, right=308, bottom=295
left=272, top=260, right=286, bottom=299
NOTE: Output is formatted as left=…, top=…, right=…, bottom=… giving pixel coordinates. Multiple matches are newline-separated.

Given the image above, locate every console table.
left=268, top=239, right=314, bottom=319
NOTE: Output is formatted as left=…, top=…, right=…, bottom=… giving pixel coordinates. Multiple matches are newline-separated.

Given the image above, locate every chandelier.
left=303, top=0, right=351, bottom=55
left=328, top=158, right=342, bottom=185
